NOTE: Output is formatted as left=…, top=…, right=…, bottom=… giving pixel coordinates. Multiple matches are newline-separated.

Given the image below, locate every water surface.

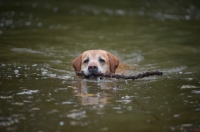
left=0, top=0, right=200, bottom=132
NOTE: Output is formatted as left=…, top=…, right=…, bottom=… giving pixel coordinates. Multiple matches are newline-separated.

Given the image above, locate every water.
left=0, top=0, right=200, bottom=132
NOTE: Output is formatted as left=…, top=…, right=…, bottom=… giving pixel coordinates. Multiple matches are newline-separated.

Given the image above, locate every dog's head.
left=72, top=50, right=119, bottom=76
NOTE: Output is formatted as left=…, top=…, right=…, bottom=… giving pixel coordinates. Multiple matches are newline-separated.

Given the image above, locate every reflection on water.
left=72, top=79, right=117, bottom=105
left=1, top=0, right=200, bottom=132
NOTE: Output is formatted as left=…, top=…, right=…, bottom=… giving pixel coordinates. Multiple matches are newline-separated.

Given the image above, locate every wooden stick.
left=76, top=71, right=163, bottom=81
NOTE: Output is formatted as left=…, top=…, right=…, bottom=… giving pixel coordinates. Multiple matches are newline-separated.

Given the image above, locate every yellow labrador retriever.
left=72, top=50, right=120, bottom=76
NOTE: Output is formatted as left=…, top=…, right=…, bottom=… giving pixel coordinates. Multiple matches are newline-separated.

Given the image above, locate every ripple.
left=11, top=48, right=46, bottom=54
left=163, top=66, right=187, bottom=73
left=16, top=90, right=39, bottom=95
left=181, top=85, right=200, bottom=89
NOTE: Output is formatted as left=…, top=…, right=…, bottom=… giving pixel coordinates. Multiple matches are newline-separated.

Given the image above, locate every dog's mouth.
left=85, top=74, right=104, bottom=80
left=84, top=71, right=103, bottom=79
left=76, top=71, right=104, bottom=80
left=86, top=71, right=100, bottom=77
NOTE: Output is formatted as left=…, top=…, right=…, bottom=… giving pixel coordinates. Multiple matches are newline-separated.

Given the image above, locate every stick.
left=76, top=71, right=163, bottom=81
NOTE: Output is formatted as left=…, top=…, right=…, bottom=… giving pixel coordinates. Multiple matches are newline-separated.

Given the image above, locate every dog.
left=72, top=50, right=120, bottom=76
left=71, top=50, right=133, bottom=105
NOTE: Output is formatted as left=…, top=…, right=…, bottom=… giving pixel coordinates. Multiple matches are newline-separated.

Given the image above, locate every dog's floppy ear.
left=107, top=52, right=119, bottom=73
left=72, top=54, right=82, bottom=72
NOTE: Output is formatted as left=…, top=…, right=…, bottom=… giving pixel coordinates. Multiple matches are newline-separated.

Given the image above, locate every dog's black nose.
left=88, top=65, right=98, bottom=73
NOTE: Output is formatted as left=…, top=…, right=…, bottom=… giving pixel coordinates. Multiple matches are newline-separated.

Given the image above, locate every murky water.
left=0, top=0, right=200, bottom=132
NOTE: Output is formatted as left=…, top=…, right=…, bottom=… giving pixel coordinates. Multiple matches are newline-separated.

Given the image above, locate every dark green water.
left=0, top=0, right=200, bottom=132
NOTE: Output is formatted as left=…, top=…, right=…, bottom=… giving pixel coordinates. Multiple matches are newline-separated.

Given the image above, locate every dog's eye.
left=83, top=59, right=89, bottom=63
left=99, top=58, right=105, bottom=63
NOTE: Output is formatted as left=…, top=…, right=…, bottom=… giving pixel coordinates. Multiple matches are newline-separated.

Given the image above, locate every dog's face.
left=72, top=50, right=119, bottom=76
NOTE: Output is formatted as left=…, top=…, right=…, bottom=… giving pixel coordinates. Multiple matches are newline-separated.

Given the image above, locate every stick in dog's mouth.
left=75, top=71, right=163, bottom=81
